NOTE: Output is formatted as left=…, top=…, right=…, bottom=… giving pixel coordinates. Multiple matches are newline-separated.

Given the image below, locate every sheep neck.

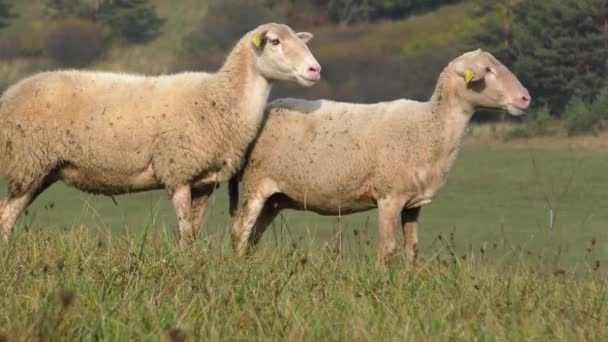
left=427, top=68, right=475, bottom=161
left=216, top=35, right=272, bottom=128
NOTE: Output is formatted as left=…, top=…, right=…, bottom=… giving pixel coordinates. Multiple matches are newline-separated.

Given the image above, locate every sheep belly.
left=296, top=198, right=378, bottom=216
left=278, top=177, right=378, bottom=215
left=59, top=163, right=162, bottom=195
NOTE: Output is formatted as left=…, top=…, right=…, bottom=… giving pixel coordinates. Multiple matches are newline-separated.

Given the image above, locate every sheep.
left=229, top=49, right=531, bottom=265
left=0, top=23, right=322, bottom=248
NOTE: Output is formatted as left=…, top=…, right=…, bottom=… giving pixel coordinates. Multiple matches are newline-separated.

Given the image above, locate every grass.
left=1, top=141, right=607, bottom=339
left=1, top=228, right=606, bottom=340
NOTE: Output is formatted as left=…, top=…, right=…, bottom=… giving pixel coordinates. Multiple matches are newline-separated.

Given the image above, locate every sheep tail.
left=228, top=175, right=239, bottom=217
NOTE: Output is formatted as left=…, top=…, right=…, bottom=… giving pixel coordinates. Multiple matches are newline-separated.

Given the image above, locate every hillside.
left=0, top=1, right=478, bottom=102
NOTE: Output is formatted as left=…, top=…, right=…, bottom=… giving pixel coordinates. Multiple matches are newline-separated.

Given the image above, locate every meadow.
left=1, top=135, right=607, bottom=340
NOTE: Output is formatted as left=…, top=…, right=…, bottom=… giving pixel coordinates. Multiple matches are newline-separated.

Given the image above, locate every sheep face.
left=453, top=50, right=531, bottom=116
left=252, top=23, right=321, bottom=87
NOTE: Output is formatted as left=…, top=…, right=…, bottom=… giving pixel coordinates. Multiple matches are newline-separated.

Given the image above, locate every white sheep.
left=0, top=23, right=322, bottom=247
left=229, top=49, right=530, bottom=264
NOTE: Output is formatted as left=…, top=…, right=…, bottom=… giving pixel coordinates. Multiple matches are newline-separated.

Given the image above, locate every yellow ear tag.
left=465, top=69, right=475, bottom=83
left=252, top=33, right=262, bottom=48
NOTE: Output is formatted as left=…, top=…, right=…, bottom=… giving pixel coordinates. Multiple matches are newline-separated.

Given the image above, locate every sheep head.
left=251, top=23, right=321, bottom=87
left=452, top=49, right=531, bottom=116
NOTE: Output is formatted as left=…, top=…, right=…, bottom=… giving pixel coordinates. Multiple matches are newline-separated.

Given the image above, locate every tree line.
left=467, top=0, right=608, bottom=135
left=1, top=0, right=607, bottom=134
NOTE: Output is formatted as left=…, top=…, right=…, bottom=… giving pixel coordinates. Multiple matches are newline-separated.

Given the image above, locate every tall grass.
left=0, top=227, right=605, bottom=340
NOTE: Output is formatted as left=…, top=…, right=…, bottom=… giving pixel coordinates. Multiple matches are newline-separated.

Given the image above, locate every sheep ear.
left=296, top=32, right=314, bottom=43
left=252, top=30, right=268, bottom=49
left=464, top=69, right=477, bottom=83
left=454, top=59, right=486, bottom=84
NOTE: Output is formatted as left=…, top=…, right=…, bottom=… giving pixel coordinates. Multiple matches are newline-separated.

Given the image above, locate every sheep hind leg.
left=1, top=176, right=56, bottom=241
left=248, top=203, right=280, bottom=247
left=1, top=195, right=31, bottom=241
left=231, top=195, right=270, bottom=256
left=190, top=188, right=213, bottom=239
left=231, top=185, right=277, bottom=256
left=170, top=184, right=194, bottom=250
left=401, top=207, right=421, bottom=269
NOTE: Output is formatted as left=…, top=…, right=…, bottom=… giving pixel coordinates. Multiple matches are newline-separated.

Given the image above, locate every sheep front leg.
left=170, top=185, right=194, bottom=249
left=401, top=207, right=421, bottom=268
left=377, top=196, right=406, bottom=263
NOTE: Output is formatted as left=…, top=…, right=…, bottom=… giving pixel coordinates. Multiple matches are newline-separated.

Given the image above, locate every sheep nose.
left=307, top=64, right=321, bottom=80
left=519, top=89, right=531, bottom=109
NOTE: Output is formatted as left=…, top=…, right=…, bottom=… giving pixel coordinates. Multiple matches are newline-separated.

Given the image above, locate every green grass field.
left=1, top=141, right=607, bottom=340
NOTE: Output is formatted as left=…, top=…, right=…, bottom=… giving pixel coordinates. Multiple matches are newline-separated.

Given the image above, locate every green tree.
left=467, top=0, right=520, bottom=65
left=327, top=0, right=374, bottom=26
left=511, top=0, right=608, bottom=112
left=45, top=0, right=96, bottom=19
left=181, top=0, right=280, bottom=69
left=0, top=0, right=16, bottom=28
left=474, top=0, right=608, bottom=112
left=373, top=0, right=461, bottom=19
left=311, top=0, right=461, bottom=24
left=98, top=0, right=164, bottom=43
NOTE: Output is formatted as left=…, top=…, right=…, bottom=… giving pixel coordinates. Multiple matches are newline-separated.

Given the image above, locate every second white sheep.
left=229, top=49, right=530, bottom=264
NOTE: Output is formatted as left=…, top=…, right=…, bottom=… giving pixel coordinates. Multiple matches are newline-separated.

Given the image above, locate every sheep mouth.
left=475, top=106, right=507, bottom=113
left=475, top=105, right=526, bottom=116
left=505, top=103, right=528, bottom=116
left=295, top=74, right=321, bottom=87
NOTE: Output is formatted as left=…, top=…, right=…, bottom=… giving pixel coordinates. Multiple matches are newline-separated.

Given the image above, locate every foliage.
left=46, top=0, right=164, bottom=43
left=45, top=0, right=97, bottom=19
left=309, top=2, right=476, bottom=62
left=512, top=0, right=608, bottom=112
left=0, top=23, right=48, bottom=58
left=98, top=0, right=165, bottom=43
left=510, top=88, right=608, bottom=138
left=372, top=0, right=463, bottom=19
left=564, top=88, right=608, bottom=135
left=507, top=104, right=554, bottom=138
left=0, top=0, right=15, bottom=29
left=181, top=0, right=283, bottom=68
left=592, top=86, right=608, bottom=123
left=466, top=0, right=520, bottom=65
left=469, top=0, right=608, bottom=114
left=309, top=0, right=463, bottom=25
left=45, top=18, right=105, bottom=66
left=327, top=0, right=374, bottom=26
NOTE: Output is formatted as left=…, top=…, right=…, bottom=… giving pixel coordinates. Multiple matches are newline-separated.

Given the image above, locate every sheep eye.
left=485, top=66, right=493, bottom=73
left=270, top=38, right=280, bottom=46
